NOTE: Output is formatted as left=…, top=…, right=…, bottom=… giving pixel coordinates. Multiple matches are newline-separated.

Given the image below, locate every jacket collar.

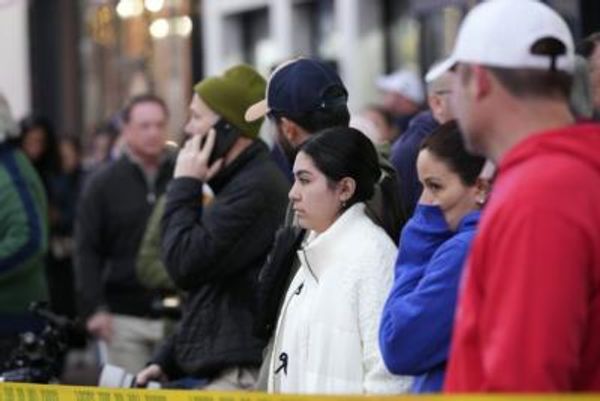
left=456, top=210, right=480, bottom=233
left=408, top=204, right=480, bottom=234
left=297, top=202, right=366, bottom=283
left=122, top=146, right=174, bottom=172
left=208, top=140, right=268, bottom=193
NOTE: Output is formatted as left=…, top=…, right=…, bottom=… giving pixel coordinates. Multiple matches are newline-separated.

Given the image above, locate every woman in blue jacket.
left=379, top=121, right=489, bottom=392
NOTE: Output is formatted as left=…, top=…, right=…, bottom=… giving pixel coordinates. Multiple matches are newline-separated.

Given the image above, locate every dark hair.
left=94, top=120, right=120, bottom=139
left=299, top=127, right=380, bottom=207
left=18, top=115, right=59, bottom=176
left=269, top=85, right=350, bottom=133
left=487, top=66, right=572, bottom=100
left=301, top=127, right=406, bottom=240
left=578, top=32, right=600, bottom=58
left=122, top=94, right=169, bottom=123
left=420, top=120, right=485, bottom=186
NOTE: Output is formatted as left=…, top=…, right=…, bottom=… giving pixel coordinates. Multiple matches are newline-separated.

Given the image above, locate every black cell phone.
left=203, top=119, right=240, bottom=165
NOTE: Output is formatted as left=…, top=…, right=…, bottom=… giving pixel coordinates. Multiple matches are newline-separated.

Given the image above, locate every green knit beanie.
left=194, top=64, right=266, bottom=139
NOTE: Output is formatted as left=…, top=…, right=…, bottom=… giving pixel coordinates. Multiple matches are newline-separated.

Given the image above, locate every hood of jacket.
left=499, top=123, right=600, bottom=177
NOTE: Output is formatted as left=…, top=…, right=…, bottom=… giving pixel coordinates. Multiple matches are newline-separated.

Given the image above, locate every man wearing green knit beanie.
left=194, top=64, right=265, bottom=140
left=136, top=65, right=289, bottom=390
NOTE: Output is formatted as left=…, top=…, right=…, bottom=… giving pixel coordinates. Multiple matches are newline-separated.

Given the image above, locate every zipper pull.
left=275, top=352, right=288, bottom=376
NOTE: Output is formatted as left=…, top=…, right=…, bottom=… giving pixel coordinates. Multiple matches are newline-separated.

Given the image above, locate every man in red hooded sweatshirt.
left=441, top=0, right=600, bottom=392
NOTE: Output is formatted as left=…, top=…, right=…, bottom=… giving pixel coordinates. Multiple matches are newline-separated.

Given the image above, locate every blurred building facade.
left=202, top=0, right=598, bottom=113
left=0, top=0, right=31, bottom=120
left=0, top=0, right=598, bottom=145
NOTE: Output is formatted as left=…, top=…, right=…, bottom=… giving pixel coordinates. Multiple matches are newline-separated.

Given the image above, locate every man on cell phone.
left=136, top=65, right=289, bottom=390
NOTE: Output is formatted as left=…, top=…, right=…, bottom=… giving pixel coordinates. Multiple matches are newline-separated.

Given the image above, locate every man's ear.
left=472, top=65, right=492, bottom=101
left=280, top=117, right=311, bottom=147
left=279, top=117, right=299, bottom=144
left=428, top=94, right=443, bottom=118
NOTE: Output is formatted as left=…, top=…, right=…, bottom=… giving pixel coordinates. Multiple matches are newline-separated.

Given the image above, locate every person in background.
left=424, top=61, right=456, bottom=125
left=379, top=121, right=487, bottom=392
left=389, top=60, right=456, bottom=219
left=136, top=65, right=289, bottom=390
left=0, top=93, right=49, bottom=366
left=75, top=94, right=175, bottom=374
left=268, top=127, right=412, bottom=394
left=85, top=122, right=119, bottom=170
left=47, top=137, right=86, bottom=320
left=376, top=69, right=424, bottom=134
left=440, top=0, right=600, bottom=391
left=18, top=115, right=59, bottom=189
left=351, top=105, right=397, bottom=159
left=135, top=195, right=175, bottom=296
left=349, top=114, right=390, bottom=159
left=579, top=32, right=600, bottom=119
left=362, top=104, right=398, bottom=144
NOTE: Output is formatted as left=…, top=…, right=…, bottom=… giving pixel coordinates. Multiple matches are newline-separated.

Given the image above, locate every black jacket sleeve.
left=161, top=177, right=265, bottom=290
left=151, top=332, right=185, bottom=379
left=74, top=175, right=107, bottom=317
left=253, top=224, right=305, bottom=339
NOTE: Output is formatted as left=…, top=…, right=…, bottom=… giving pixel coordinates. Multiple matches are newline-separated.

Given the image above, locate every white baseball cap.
left=376, top=69, right=425, bottom=105
left=425, top=59, right=454, bottom=83
left=435, top=0, right=575, bottom=75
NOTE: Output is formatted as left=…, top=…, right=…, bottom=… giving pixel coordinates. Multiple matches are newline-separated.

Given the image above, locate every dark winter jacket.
left=74, top=152, right=174, bottom=318
left=155, top=140, right=289, bottom=379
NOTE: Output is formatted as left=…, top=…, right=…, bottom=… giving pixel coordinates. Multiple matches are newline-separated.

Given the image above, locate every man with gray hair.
left=425, top=59, right=456, bottom=125
left=76, top=94, right=174, bottom=374
left=388, top=62, right=455, bottom=218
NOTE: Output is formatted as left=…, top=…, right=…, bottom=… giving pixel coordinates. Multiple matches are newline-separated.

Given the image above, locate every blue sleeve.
left=0, top=152, right=46, bottom=275
left=379, top=235, right=471, bottom=375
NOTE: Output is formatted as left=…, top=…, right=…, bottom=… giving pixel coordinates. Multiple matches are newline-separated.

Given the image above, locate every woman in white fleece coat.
left=268, top=127, right=412, bottom=394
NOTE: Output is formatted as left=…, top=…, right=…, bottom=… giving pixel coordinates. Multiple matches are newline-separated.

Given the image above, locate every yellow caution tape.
left=1, top=383, right=600, bottom=401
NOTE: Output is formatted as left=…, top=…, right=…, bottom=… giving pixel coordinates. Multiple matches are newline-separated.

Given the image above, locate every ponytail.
left=300, top=127, right=408, bottom=241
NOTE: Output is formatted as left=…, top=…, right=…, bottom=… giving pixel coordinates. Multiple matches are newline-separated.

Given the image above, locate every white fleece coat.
left=268, top=203, right=412, bottom=394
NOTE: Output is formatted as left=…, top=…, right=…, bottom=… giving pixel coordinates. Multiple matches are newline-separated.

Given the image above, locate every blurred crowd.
left=1, top=0, right=600, bottom=394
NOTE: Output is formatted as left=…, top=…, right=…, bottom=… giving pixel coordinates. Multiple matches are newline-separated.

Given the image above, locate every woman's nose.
left=419, top=189, right=435, bottom=205
left=288, top=182, right=299, bottom=201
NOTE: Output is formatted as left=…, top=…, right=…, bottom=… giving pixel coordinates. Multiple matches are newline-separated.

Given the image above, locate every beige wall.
left=0, top=0, right=30, bottom=119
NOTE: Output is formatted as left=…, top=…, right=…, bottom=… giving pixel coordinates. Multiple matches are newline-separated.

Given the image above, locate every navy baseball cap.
left=245, top=57, right=348, bottom=122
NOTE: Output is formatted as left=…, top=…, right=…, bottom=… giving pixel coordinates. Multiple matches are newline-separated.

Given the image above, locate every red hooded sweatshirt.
left=445, top=123, right=600, bottom=392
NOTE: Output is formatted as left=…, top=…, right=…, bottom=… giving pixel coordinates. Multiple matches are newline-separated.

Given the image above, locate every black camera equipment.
left=0, top=302, right=83, bottom=384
